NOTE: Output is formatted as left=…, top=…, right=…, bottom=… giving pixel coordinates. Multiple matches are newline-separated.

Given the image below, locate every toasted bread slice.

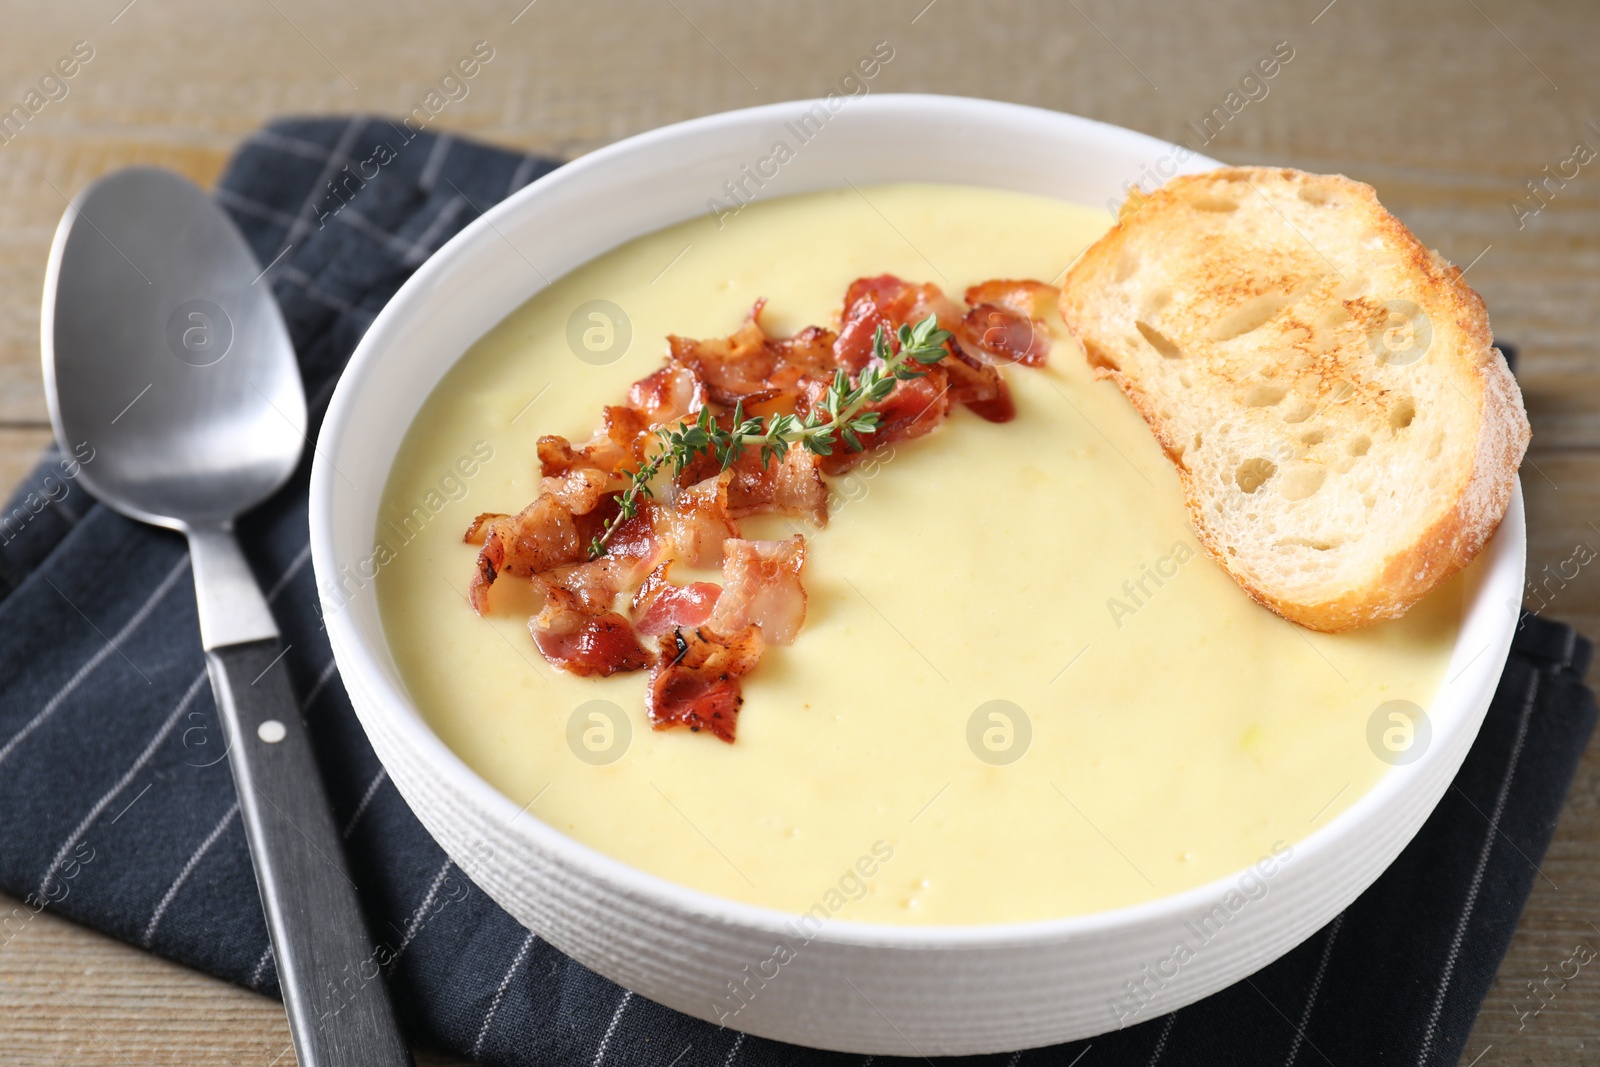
left=1059, top=166, right=1530, bottom=632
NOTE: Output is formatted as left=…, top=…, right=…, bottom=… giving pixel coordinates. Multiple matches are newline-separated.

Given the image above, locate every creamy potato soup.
left=375, top=184, right=1462, bottom=925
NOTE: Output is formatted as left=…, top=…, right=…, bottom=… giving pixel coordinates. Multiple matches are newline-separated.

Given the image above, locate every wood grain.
left=0, top=891, right=467, bottom=1065
left=0, top=0, right=1596, bottom=1062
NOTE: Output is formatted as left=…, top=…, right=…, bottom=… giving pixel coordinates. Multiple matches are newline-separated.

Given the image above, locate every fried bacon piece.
left=464, top=512, right=505, bottom=544
left=725, top=445, right=828, bottom=526
left=597, top=502, right=662, bottom=562
left=536, top=556, right=645, bottom=614
left=959, top=279, right=1056, bottom=368
left=536, top=435, right=597, bottom=478
left=626, top=362, right=704, bottom=426
left=536, top=367, right=701, bottom=481
left=834, top=276, right=904, bottom=371
left=646, top=625, right=765, bottom=742
left=670, top=301, right=839, bottom=406
left=964, top=278, right=1058, bottom=323
left=960, top=304, right=1050, bottom=369
left=660, top=471, right=739, bottom=567
left=568, top=493, right=619, bottom=553
left=538, top=407, right=648, bottom=478
left=540, top=467, right=613, bottom=513
left=834, top=275, right=967, bottom=370
left=522, top=506, right=663, bottom=675
left=764, top=323, right=839, bottom=394
left=537, top=510, right=663, bottom=616
left=551, top=407, right=640, bottom=474
left=867, top=365, right=953, bottom=444
left=832, top=273, right=1017, bottom=427
left=599, top=406, right=653, bottom=466
left=530, top=587, right=651, bottom=677
left=670, top=439, right=829, bottom=525
left=707, top=536, right=808, bottom=646
left=467, top=477, right=650, bottom=616
left=467, top=494, right=584, bottom=613
left=835, top=274, right=1059, bottom=422
left=631, top=561, right=721, bottom=637
left=942, top=345, right=1015, bottom=424
left=800, top=365, right=953, bottom=475
left=832, top=288, right=884, bottom=373
left=669, top=310, right=773, bottom=404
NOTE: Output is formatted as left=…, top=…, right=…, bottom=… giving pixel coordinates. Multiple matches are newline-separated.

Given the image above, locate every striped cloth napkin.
left=0, top=118, right=1592, bottom=1066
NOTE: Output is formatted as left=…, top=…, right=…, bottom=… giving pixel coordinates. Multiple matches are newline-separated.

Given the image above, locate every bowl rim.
left=311, top=91, right=1525, bottom=950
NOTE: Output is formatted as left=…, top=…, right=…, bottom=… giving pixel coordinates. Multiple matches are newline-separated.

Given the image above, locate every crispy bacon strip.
left=833, top=273, right=1019, bottom=434
left=631, top=561, right=721, bottom=637
left=530, top=587, right=651, bottom=677
left=959, top=304, right=1050, bottom=369
left=537, top=367, right=699, bottom=481
left=646, top=625, right=765, bottom=742
left=467, top=494, right=584, bottom=614
left=959, top=279, right=1056, bottom=368
left=626, top=362, right=704, bottom=426
left=537, top=511, right=664, bottom=615
left=803, top=365, right=953, bottom=475
left=671, top=439, right=828, bottom=525
left=764, top=323, right=839, bottom=393
left=835, top=275, right=968, bottom=366
left=536, top=557, right=642, bottom=614
left=870, top=367, right=953, bottom=436
left=707, top=536, right=808, bottom=646
left=725, top=444, right=828, bottom=526
left=964, top=278, right=1058, bottom=322
left=464, top=512, right=506, bottom=544
left=942, top=345, right=1015, bottom=424
left=669, top=308, right=774, bottom=405
left=536, top=435, right=595, bottom=478
left=660, top=471, right=739, bottom=567
left=541, top=467, right=613, bottom=513
left=669, top=302, right=841, bottom=406
left=832, top=289, right=884, bottom=373
left=535, top=433, right=610, bottom=480
left=598, top=502, right=662, bottom=562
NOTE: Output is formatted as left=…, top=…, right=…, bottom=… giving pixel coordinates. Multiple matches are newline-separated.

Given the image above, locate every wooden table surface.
left=1, top=0, right=1597, bottom=1063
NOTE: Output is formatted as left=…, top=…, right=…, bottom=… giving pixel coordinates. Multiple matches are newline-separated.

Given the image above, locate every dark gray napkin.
left=0, top=118, right=1591, bottom=1066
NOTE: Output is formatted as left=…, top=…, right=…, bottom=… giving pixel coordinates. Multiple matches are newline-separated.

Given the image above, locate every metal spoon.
left=41, top=167, right=412, bottom=1067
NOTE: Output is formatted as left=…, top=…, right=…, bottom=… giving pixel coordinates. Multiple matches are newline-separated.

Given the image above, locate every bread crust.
left=1061, top=167, right=1531, bottom=632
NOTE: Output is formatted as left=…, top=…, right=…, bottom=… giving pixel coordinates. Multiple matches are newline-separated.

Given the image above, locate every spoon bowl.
left=42, top=166, right=305, bottom=531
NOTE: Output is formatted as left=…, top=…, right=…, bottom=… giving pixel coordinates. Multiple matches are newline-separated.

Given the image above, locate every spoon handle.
left=206, top=637, right=414, bottom=1067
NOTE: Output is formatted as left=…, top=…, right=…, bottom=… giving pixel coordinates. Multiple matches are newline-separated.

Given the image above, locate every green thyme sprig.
left=587, top=314, right=952, bottom=559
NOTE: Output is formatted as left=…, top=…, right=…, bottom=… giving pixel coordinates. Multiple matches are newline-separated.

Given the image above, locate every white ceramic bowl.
left=310, top=94, right=1525, bottom=1055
